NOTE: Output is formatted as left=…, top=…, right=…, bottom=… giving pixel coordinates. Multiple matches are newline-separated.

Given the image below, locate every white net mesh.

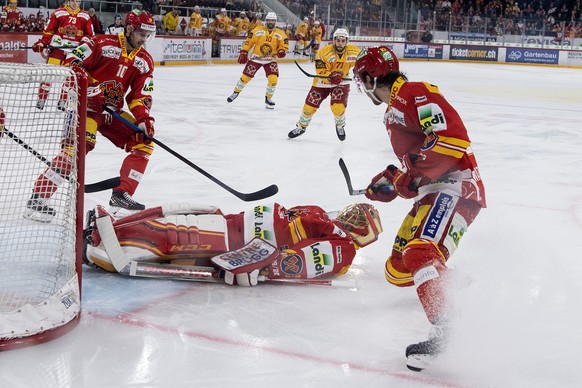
left=0, top=63, right=81, bottom=342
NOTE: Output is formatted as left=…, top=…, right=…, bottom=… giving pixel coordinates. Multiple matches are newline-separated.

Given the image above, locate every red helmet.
left=353, top=46, right=399, bottom=82
left=125, top=9, right=156, bottom=33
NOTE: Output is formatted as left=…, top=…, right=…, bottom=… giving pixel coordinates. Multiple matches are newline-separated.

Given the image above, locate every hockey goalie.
left=84, top=202, right=383, bottom=286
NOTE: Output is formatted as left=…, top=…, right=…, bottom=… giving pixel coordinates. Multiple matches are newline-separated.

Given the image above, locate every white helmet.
left=314, top=20, right=320, bottom=26
left=220, top=8, right=227, bottom=13
left=265, top=12, right=277, bottom=21
left=333, top=28, right=349, bottom=40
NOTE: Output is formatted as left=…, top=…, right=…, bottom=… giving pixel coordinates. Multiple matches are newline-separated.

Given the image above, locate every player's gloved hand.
left=238, top=50, right=248, bottom=64
left=329, top=71, right=343, bottom=85
left=381, top=165, right=419, bottom=199
left=277, top=49, right=286, bottom=58
left=135, top=117, right=155, bottom=144
left=32, top=40, right=45, bottom=53
left=365, top=168, right=398, bottom=202
left=223, top=269, right=260, bottom=287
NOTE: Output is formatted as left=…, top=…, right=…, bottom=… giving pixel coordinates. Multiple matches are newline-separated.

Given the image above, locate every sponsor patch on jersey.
left=302, top=241, right=335, bottom=277
left=279, top=252, right=303, bottom=276
left=346, top=55, right=357, bottom=61
left=142, top=77, right=154, bottom=94
left=101, top=45, right=121, bottom=59
left=421, top=193, right=454, bottom=239
left=72, top=45, right=91, bottom=61
left=245, top=205, right=276, bottom=244
left=418, top=103, right=447, bottom=133
left=134, top=57, right=150, bottom=74
left=387, top=106, right=405, bottom=126
left=415, top=95, right=427, bottom=104
left=254, top=30, right=266, bottom=36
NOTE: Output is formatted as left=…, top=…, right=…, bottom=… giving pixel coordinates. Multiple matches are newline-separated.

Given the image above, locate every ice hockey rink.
left=2, top=58, right=582, bottom=388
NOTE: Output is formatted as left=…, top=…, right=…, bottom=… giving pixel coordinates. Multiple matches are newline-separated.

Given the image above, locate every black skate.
left=335, top=125, right=346, bottom=141
left=109, top=190, right=145, bottom=217
left=405, top=325, right=448, bottom=372
left=23, top=194, right=56, bottom=223
left=288, top=125, right=306, bottom=139
left=265, top=96, right=275, bottom=109
left=227, top=91, right=239, bottom=103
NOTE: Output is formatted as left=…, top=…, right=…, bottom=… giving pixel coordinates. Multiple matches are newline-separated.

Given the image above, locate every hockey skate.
left=335, top=125, right=346, bottom=141
left=405, top=324, right=449, bottom=372
left=288, top=124, right=306, bottom=139
left=109, top=190, right=145, bottom=217
left=23, top=194, right=56, bottom=223
left=35, top=99, right=46, bottom=110
left=57, top=100, right=66, bottom=111
left=265, top=96, right=275, bottom=110
left=227, top=92, right=239, bottom=103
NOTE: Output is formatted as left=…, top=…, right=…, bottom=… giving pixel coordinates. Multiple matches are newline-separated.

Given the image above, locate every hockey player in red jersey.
left=353, top=46, right=486, bottom=371
left=83, top=202, right=383, bottom=286
left=25, top=10, right=157, bottom=223
left=32, top=0, right=94, bottom=111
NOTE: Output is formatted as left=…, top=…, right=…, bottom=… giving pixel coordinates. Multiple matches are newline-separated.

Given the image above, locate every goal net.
left=0, top=62, right=86, bottom=350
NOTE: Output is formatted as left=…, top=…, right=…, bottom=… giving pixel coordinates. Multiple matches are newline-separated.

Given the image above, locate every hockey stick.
left=294, top=61, right=352, bottom=81
left=338, top=158, right=394, bottom=196
left=123, top=262, right=357, bottom=287
left=103, top=107, right=279, bottom=202
left=1, top=127, right=119, bottom=193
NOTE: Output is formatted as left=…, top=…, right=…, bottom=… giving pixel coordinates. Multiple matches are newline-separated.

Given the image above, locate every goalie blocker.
left=84, top=201, right=384, bottom=286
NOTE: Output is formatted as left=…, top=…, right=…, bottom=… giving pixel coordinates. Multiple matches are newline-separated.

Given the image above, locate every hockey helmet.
left=194, top=5, right=200, bottom=12
left=114, top=13, right=122, bottom=20
left=8, top=0, right=16, bottom=4
left=354, top=46, right=399, bottom=81
left=336, top=203, right=383, bottom=248
left=125, top=9, right=156, bottom=35
left=333, top=28, right=349, bottom=40
left=314, top=20, right=320, bottom=26
left=220, top=8, right=227, bottom=13
left=265, top=12, right=277, bottom=21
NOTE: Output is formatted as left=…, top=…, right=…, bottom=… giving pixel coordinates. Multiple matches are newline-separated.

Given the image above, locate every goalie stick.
left=294, top=61, right=353, bottom=81
left=338, top=158, right=394, bottom=196
left=1, top=126, right=120, bottom=193
left=103, top=107, right=279, bottom=202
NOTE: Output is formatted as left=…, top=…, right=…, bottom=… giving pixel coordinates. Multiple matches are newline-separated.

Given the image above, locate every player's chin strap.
left=96, top=215, right=131, bottom=272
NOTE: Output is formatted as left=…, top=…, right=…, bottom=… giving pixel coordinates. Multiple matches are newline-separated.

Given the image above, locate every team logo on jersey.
left=100, top=80, right=124, bottom=105
left=331, top=88, right=345, bottom=101
left=279, top=252, right=303, bottom=276
left=259, top=43, right=272, bottom=56
left=421, top=132, right=438, bottom=151
left=61, top=24, right=79, bottom=38
left=307, top=89, right=322, bottom=106
left=284, top=207, right=309, bottom=221
left=418, top=103, right=446, bottom=133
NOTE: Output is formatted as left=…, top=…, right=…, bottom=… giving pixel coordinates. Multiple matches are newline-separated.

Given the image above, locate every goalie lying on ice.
left=84, top=202, right=383, bottom=286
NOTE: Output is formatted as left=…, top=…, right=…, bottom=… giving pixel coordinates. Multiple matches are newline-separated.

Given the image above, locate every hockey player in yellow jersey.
left=226, top=12, right=289, bottom=109
left=233, top=11, right=250, bottom=37
left=293, top=17, right=310, bottom=55
left=307, top=20, right=324, bottom=60
left=288, top=28, right=360, bottom=141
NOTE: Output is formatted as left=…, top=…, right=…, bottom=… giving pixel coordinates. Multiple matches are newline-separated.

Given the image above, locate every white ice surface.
left=1, top=60, right=582, bottom=388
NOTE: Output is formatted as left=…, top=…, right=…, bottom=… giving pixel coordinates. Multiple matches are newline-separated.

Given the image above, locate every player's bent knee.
left=402, top=239, right=445, bottom=275
left=385, top=255, right=414, bottom=287
left=267, top=74, right=278, bottom=86
left=330, top=102, right=346, bottom=117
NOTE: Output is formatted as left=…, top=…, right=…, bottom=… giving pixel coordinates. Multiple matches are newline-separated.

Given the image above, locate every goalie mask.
left=336, top=203, right=383, bottom=248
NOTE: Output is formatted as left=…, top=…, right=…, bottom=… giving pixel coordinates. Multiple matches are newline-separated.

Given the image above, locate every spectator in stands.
left=2, top=0, right=19, bottom=30
left=106, top=14, right=124, bottom=35
left=188, top=5, right=203, bottom=36
left=163, top=8, right=180, bottom=34
left=88, top=8, right=103, bottom=34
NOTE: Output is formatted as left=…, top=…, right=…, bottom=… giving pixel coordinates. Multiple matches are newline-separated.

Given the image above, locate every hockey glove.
left=277, top=49, right=286, bottom=58
left=385, top=165, right=418, bottom=199
left=32, top=40, right=45, bottom=53
left=238, top=50, right=248, bottom=64
left=329, top=71, right=343, bottom=85
left=365, top=168, right=398, bottom=202
left=135, top=117, right=155, bottom=144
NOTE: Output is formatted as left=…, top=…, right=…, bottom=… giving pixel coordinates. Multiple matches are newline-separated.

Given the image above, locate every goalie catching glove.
left=211, top=238, right=279, bottom=286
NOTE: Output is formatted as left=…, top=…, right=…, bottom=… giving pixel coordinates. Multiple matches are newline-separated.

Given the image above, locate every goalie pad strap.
left=96, top=215, right=130, bottom=272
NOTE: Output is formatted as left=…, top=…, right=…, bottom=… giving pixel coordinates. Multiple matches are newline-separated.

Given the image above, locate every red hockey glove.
left=277, top=49, right=286, bottom=58
left=329, top=71, right=343, bottom=85
left=32, top=40, right=45, bottom=53
left=365, top=168, right=397, bottom=202
left=385, top=165, right=418, bottom=199
left=238, top=50, right=248, bottom=64
left=135, top=117, right=155, bottom=144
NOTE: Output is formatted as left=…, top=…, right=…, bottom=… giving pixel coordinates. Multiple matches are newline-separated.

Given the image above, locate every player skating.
left=84, top=202, right=382, bottom=286
left=353, top=46, right=486, bottom=371
left=25, top=10, right=157, bottom=222
left=226, top=12, right=288, bottom=109
left=288, top=28, right=360, bottom=141
left=32, top=0, right=94, bottom=111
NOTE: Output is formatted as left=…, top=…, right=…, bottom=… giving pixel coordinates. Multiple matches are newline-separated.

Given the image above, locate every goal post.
left=0, top=63, right=87, bottom=350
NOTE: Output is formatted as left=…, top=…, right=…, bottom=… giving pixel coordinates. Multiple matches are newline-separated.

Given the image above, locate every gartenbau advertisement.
left=450, top=45, right=498, bottom=61
left=506, top=48, right=559, bottom=65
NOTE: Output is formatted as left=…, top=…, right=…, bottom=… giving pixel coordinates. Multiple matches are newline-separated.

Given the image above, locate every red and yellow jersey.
left=40, top=5, right=94, bottom=48
left=243, top=25, right=288, bottom=61
left=233, top=16, right=250, bottom=36
left=2, top=5, right=19, bottom=23
left=214, top=13, right=231, bottom=34
left=384, top=78, right=486, bottom=207
left=239, top=204, right=357, bottom=279
left=248, top=18, right=262, bottom=33
left=313, top=43, right=360, bottom=87
left=295, top=21, right=309, bottom=39
left=67, top=34, right=154, bottom=122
